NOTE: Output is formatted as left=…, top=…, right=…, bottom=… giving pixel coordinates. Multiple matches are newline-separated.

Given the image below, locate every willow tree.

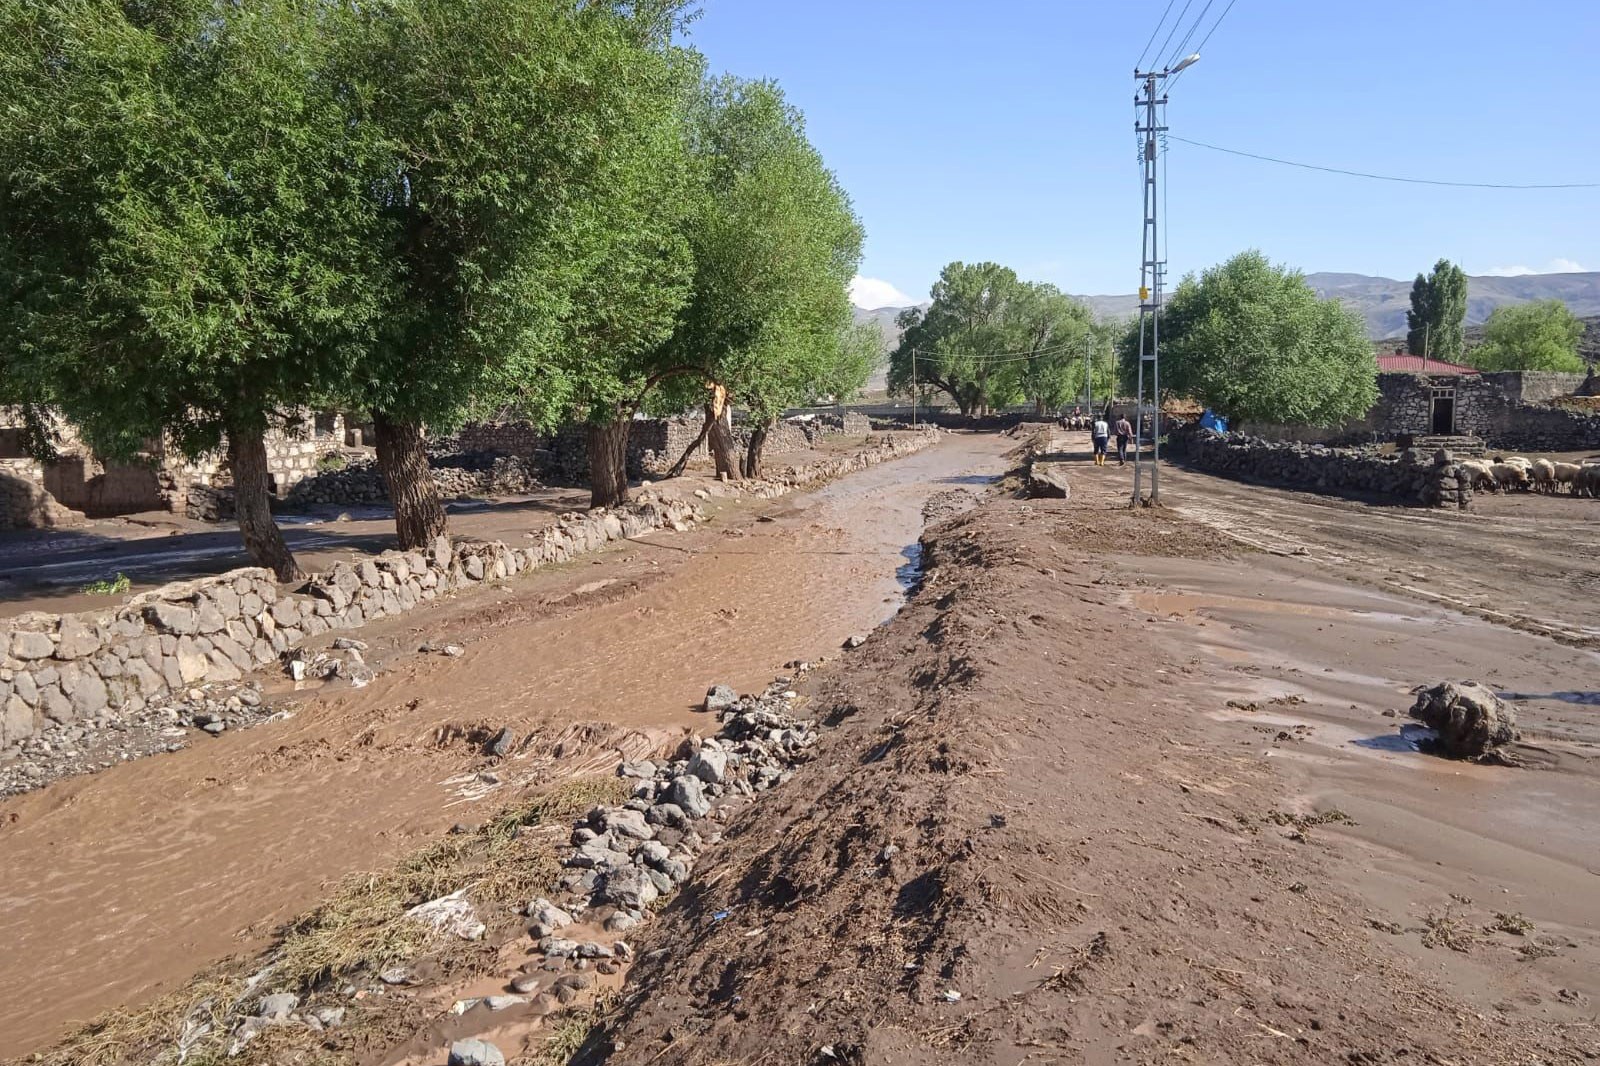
left=651, top=76, right=864, bottom=482
left=0, top=0, right=387, bottom=579
left=345, top=0, right=696, bottom=534
left=888, top=262, right=1034, bottom=416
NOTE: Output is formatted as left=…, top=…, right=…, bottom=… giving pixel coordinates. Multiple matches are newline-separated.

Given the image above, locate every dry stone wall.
left=1, top=460, right=85, bottom=531
left=1169, top=426, right=1470, bottom=509
left=1, top=429, right=940, bottom=756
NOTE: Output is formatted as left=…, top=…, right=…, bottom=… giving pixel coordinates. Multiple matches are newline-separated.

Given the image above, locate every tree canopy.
left=1407, top=258, right=1468, bottom=362
left=1136, top=250, right=1377, bottom=426
left=1468, top=300, right=1588, bottom=372
left=887, top=262, right=1093, bottom=416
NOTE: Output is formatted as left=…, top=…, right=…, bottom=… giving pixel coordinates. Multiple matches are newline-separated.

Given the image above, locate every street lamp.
left=1170, top=52, right=1201, bottom=75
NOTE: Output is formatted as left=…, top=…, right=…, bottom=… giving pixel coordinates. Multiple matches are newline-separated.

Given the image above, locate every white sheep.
left=1530, top=458, right=1557, bottom=493
left=1551, top=461, right=1583, bottom=493
left=1490, top=462, right=1532, bottom=492
left=1458, top=458, right=1498, bottom=492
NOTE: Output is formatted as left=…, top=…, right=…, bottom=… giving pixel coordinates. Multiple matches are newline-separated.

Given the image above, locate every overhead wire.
left=1167, top=0, right=1238, bottom=88
left=913, top=339, right=1088, bottom=365
left=1150, top=0, right=1195, bottom=74
left=1162, top=0, right=1215, bottom=69
left=1134, top=0, right=1178, bottom=71
left=1167, top=135, right=1600, bottom=189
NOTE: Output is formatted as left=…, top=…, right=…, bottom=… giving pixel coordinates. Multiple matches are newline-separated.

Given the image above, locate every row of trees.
left=885, top=262, right=1121, bottom=416
left=0, top=0, right=867, bottom=579
left=1408, top=259, right=1587, bottom=371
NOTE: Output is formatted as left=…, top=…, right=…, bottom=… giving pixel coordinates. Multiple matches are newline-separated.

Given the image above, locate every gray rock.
left=39, top=684, right=73, bottom=724
left=54, top=619, right=103, bottom=660
left=604, top=808, right=653, bottom=841
left=448, top=1039, right=506, bottom=1066
left=510, top=973, right=542, bottom=994
left=257, top=992, right=298, bottom=1020
left=311, top=1006, right=345, bottom=1027
left=600, top=866, right=659, bottom=911
left=636, top=840, right=670, bottom=866
left=69, top=673, right=109, bottom=718
left=483, top=994, right=526, bottom=1011
left=844, top=634, right=867, bottom=649
left=604, top=910, right=640, bottom=932
left=10, top=631, right=55, bottom=661
left=644, top=868, right=674, bottom=895
left=687, top=747, right=728, bottom=786
left=525, top=898, right=574, bottom=931
left=142, top=603, right=197, bottom=636
left=485, top=726, right=515, bottom=757
left=703, top=684, right=739, bottom=713
left=665, top=775, right=711, bottom=818
left=576, top=941, right=613, bottom=959
left=619, top=759, right=657, bottom=779
left=539, top=936, right=579, bottom=957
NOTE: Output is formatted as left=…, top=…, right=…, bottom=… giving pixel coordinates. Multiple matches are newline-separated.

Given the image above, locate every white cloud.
left=1482, top=257, right=1588, bottom=277
left=849, top=275, right=918, bottom=310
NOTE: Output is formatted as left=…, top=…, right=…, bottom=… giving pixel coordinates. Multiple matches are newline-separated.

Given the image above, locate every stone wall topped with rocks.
left=1168, top=425, right=1470, bottom=508
left=2, top=492, right=701, bottom=754
left=3, top=429, right=940, bottom=759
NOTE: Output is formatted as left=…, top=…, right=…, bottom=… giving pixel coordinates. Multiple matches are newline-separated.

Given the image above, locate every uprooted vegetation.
left=28, top=776, right=629, bottom=1066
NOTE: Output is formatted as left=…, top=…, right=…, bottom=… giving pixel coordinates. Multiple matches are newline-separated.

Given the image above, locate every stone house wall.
left=1, top=460, right=85, bottom=532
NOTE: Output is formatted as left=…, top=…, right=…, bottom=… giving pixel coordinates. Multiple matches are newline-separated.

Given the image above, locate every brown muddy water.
left=0, top=432, right=1011, bottom=1056
left=1124, top=554, right=1600, bottom=1025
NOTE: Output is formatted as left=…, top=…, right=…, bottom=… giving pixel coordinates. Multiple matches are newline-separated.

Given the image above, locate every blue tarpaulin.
left=1198, top=410, right=1228, bottom=433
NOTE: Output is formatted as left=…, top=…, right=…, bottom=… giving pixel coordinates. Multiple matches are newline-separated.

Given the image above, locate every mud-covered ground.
left=576, top=446, right=1599, bottom=1065
left=7, top=431, right=1598, bottom=1064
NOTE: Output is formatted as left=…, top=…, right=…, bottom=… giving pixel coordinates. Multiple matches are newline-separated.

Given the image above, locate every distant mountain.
left=851, top=269, right=1600, bottom=347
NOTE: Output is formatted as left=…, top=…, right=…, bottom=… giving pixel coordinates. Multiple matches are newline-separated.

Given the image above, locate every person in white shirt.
left=1090, top=417, right=1110, bottom=466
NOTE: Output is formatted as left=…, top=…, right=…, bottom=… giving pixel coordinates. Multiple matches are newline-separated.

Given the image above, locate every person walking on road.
left=1114, top=413, right=1133, bottom=465
left=1091, top=414, right=1110, bottom=466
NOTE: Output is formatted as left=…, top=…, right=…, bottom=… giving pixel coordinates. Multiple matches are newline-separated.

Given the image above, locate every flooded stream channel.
left=0, top=432, right=1012, bottom=1056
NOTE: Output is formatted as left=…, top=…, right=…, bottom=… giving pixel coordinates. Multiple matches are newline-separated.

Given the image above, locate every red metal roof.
left=1376, top=354, right=1479, bottom=374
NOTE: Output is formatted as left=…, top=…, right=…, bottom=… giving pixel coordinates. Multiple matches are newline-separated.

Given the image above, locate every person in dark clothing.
left=1114, top=414, right=1133, bottom=465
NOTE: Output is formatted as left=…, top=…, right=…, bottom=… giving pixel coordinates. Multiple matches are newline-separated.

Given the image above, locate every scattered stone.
left=844, top=634, right=867, bottom=649
left=448, top=1038, right=506, bottom=1066
left=1409, top=681, right=1519, bottom=759
left=510, top=973, right=542, bottom=994
left=483, top=995, right=526, bottom=1011
left=257, top=992, right=299, bottom=1020
left=485, top=726, right=516, bottom=757
left=703, top=684, right=739, bottom=713
left=379, top=966, right=413, bottom=985
left=311, top=1006, right=345, bottom=1027
left=526, top=898, right=574, bottom=931
left=687, top=747, right=729, bottom=785
left=666, top=775, right=711, bottom=819
left=601, top=867, right=659, bottom=911
left=539, top=936, right=580, bottom=957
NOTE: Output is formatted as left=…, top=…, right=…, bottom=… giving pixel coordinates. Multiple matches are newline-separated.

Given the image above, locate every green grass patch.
left=81, top=573, right=131, bottom=596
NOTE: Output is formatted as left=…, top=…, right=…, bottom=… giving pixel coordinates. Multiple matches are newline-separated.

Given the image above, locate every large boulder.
left=1409, top=681, right=1518, bottom=759
left=1025, top=461, right=1072, bottom=500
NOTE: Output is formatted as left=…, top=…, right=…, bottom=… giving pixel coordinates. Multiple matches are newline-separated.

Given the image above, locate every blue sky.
left=684, top=1, right=1600, bottom=307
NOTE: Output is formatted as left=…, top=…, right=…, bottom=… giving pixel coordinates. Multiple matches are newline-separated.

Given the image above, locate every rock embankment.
left=1169, top=426, right=1471, bottom=508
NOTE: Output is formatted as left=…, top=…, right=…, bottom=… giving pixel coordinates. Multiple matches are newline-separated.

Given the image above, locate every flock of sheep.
left=1459, top=455, right=1600, bottom=496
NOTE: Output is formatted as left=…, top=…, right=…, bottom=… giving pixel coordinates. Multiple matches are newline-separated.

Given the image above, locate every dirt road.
left=586, top=454, right=1598, bottom=1064
left=0, top=432, right=1012, bottom=1056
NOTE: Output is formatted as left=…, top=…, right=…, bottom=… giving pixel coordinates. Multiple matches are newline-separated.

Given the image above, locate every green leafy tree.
left=649, top=76, right=864, bottom=483
left=1144, top=251, right=1377, bottom=426
left=1, top=0, right=389, bottom=579
left=887, top=262, right=1024, bottom=416
left=342, top=0, right=697, bottom=535
left=1407, top=258, right=1469, bottom=362
left=1006, top=284, right=1093, bottom=414
left=1467, top=300, right=1587, bottom=372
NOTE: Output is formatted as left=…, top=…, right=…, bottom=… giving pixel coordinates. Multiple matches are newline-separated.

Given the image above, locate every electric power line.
left=1163, top=0, right=1215, bottom=69
left=1134, top=0, right=1179, bottom=70
left=1168, top=134, right=1600, bottom=189
left=1150, top=0, right=1195, bottom=72
left=1167, top=0, right=1239, bottom=88
left=913, top=340, right=1086, bottom=365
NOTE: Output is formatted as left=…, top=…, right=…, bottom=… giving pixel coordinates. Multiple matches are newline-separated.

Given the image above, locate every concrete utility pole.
left=1131, top=52, right=1199, bottom=507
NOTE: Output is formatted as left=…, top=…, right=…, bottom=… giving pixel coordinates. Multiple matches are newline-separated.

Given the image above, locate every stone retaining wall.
left=0, top=429, right=940, bottom=754
left=1168, top=426, right=1469, bottom=508
left=2, top=460, right=85, bottom=531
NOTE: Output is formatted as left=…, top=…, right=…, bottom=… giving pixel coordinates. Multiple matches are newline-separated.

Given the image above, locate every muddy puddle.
left=0, top=433, right=1011, bottom=1056
left=1123, top=552, right=1600, bottom=1021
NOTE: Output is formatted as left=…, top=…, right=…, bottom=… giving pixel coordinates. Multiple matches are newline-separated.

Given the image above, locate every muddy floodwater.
left=0, top=432, right=1011, bottom=1056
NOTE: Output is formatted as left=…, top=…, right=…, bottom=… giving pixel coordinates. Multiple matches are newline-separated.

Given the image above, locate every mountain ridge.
left=854, top=269, right=1600, bottom=342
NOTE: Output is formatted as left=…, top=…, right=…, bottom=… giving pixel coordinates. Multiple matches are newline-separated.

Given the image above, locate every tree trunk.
left=1034, top=396, right=1046, bottom=416
left=587, top=418, right=631, bottom=509
left=665, top=409, right=714, bottom=479
left=373, top=411, right=447, bottom=550
left=706, top=388, right=740, bottom=481
left=228, top=425, right=303, bottom=582
left=742, top=418, right=772, bottom=479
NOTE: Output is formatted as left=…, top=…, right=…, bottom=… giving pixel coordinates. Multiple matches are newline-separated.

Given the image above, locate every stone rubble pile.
left=0, top=679, right=271, bottom=797
left=543, top=676, right=819, bottom=938
left=737, top=426, right=940, bottom=499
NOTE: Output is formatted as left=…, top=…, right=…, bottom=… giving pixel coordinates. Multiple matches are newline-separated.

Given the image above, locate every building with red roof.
left=1375, top=353, right=1478, bottom=375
